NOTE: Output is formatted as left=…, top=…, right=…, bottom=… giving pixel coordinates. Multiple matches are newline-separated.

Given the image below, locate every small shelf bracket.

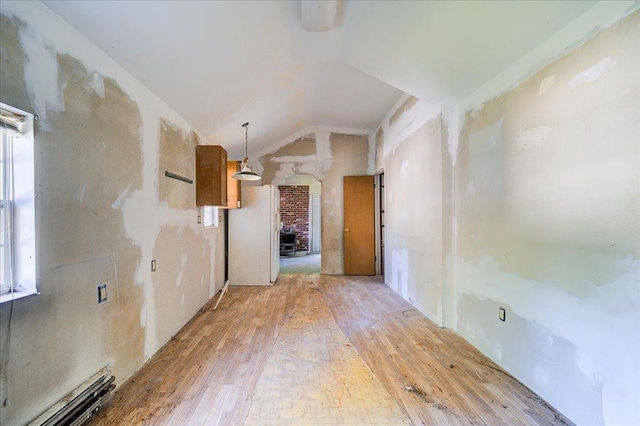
left=164, top=170, right=193, bottom=184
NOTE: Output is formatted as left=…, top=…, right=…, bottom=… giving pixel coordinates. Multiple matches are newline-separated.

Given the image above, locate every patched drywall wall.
left=152, top=225, right=212, bottom=347
left=385, top=121, right=444, bottom=320
left=158, top=120, right=197, bottom=209
left=279, top=173, right=322, bottom=195
left=374, top=96, right=449, bottom=325
left=372, top=6, right=639, bottom=425
left=454, top=10, right=639, bottom=426
left=388, top=96, right=419, bottom=127
left=0, top=3, right=223, bottom=425
left=259, top=134, right=318, bottom=185
left=324, top=134, right=369, bottom=274
left=374, top=127, right=384, bottom=172
left=256, top=130, right=369, bottom=274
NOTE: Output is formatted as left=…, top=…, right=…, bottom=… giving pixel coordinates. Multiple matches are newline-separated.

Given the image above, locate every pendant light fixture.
left=232, top=122, right=261, bottom=181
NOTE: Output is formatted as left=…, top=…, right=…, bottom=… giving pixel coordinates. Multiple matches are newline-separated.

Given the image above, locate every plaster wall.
left=0, top=3, right=224, bottom=425
left=373, top=5, right=639, bottom=425
left=280, top=174, right=321, bottom=195
left=374, top=96, right=450, bottom=325
left=256, top=130, right=369, bottom=274
left=452, top=10, right=639, bottom=426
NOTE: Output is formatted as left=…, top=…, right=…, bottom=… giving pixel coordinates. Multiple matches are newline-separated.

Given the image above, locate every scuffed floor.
left=279, top=253, right=321, bottom=274
left=89, top=274, right=573, bottom=425
left=244, top=281, right=409, bottom=425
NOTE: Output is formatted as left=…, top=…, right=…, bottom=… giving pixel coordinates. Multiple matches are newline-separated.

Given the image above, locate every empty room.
left=0, top=1, right=638, bottom=425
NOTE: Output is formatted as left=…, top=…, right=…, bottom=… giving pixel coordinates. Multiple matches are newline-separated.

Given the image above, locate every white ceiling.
left=42, top=0, right=597, bottom=158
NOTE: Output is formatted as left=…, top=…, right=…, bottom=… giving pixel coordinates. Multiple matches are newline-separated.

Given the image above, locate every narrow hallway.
left=90, top=275, right=571, bottom=425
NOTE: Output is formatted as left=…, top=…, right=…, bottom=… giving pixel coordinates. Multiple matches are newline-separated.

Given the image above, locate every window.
left=1, top=103, right=37, bottom=303
left=202, top=206, right=219, bottom=228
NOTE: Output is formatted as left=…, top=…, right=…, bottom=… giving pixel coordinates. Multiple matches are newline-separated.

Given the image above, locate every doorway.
left=277, top=174, right=321, bottom=274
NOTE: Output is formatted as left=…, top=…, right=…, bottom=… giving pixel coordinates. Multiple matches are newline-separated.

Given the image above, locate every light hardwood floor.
left=90, top=274, right=573, bottom=425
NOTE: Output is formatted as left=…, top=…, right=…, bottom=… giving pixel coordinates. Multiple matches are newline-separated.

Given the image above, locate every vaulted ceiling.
left=43, top=0, right=597, bottom=158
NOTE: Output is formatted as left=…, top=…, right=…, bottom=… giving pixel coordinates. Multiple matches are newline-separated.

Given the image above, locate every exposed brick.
left=278, top=185, right=310, bottom=251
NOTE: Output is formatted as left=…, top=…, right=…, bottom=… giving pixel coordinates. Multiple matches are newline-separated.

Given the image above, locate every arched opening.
left=277, top=174, right=321, bottom=274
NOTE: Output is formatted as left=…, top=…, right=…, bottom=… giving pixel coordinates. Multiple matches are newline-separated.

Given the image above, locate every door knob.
left=345, top=228, right=350, bottom=232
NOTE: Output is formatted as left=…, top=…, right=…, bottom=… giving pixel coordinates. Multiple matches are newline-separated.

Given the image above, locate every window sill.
left=0, top=289, right=38, bottom=304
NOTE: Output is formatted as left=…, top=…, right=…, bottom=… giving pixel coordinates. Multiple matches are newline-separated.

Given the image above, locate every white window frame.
left=202, top=205, right=219, bottom=228
left=1, top=103, right=37, bottom=303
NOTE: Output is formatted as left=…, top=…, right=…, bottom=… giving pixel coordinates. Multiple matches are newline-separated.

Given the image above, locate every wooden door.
left=344, top=175, right=375, bottom=275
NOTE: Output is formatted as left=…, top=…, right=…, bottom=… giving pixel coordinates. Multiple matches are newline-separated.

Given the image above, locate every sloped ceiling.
left=42, top=0, right=597, bottom=158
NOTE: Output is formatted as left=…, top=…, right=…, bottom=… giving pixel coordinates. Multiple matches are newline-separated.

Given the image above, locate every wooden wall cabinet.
left=196, top=145, right=227, bottom=206
left=222, top=160, right=242, bottom=209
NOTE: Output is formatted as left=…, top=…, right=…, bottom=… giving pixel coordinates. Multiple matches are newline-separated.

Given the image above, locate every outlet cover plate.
left=499, top=307, right=506, bottom=322
left=98, top=284, right=107, bottom=303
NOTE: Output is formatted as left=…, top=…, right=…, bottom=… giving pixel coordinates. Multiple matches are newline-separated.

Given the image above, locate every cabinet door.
left=221, top=160, right=242, bottom=209
left=196, top=145, right=227, bottom=206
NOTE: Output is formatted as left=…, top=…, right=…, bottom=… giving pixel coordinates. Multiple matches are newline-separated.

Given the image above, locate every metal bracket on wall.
left=164, top=170, right=193, bottom=184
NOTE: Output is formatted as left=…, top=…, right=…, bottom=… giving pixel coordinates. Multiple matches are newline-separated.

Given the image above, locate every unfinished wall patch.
left=322, top=133, right=369, bottom=274
left=538, top=75, right=556, bottom=94
left=0, top=29, right=146, bottom=424
left=374, top=127, right=384, bottom=171
left=0, top=14, right=31, bottom=111
left=18, top=19, right=64, bottom=129
left=153, top=225, right=211, bottom=347
left=466, top=117, right=504, bottom=202
left=383, top=119, right=444, bottom=323
left=159, top=119, right=197, bottom=210
left=0, top=5, right=224, bottom=425
left=258, top=130, right=368, bottom=274
left=389, top=95, right=419, bottom=127
left=259, top=134, right=318, bottom=184
left=455, top=11, right=640, bottom=425
left=568, top=56, right=614, bottom=87
left=515, top=126, right=553, bottom=150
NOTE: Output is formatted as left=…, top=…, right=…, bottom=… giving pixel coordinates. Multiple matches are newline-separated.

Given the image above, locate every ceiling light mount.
left=232, top=122, right=261, bottom=181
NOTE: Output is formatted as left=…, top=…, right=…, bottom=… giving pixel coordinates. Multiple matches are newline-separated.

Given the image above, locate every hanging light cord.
left=242, top=122, right=249, bottom=164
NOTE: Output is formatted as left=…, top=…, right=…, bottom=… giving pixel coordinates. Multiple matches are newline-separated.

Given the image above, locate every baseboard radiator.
left=28, top=367, right=115, bottom=426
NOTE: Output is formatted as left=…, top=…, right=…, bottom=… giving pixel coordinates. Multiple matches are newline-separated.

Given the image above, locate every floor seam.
left=315, top=277, right=415, bottom=426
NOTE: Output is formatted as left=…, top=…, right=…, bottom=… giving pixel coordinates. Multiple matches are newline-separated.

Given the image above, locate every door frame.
left=374, top=171, right=384, bottom=276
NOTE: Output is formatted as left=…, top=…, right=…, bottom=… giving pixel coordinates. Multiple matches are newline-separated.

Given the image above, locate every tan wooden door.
left=343, top=175, right=375, bottom=275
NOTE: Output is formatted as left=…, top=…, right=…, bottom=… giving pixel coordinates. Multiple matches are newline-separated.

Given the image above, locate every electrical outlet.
left=197, top=215, right=202, bottom=224
left=151, top=259, right=157, bottom=272
left=499, top=307, right=506, bottom=322
left=98, top=284, right=107, bottom=303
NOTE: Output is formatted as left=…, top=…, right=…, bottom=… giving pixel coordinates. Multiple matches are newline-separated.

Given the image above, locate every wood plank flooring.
left=89, top=274, right=573, bottom=425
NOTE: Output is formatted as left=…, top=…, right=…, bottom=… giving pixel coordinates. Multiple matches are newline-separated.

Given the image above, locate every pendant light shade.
left=233, top=163, right=261, bottom=181
left=232, top=122, right=261, bottom=181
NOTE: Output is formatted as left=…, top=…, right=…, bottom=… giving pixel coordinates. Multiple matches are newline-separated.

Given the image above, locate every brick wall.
left=278, top=185, right=309, bottom=251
